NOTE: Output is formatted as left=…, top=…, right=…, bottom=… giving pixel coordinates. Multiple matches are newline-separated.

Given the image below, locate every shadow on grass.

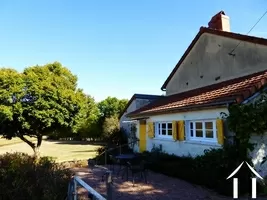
left=43, top=139, right=105, bottom=146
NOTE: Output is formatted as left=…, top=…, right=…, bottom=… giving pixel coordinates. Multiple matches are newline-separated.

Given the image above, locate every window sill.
left=150, top=138, right=221, bottom=147
left=152, top=137, right=174, bottom=141
left=183, top=140, right=221, bottom=147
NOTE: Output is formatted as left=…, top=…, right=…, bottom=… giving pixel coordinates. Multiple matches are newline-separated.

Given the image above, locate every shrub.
left=47, top=134, right=60, bottom=140
left=94, top=138, right=133, bottom=166
left=106, top=129, right=128, bottom=146
left=146, top=146, right=256, bottom=196
left=60, top=159, right=89, bottom=168
left=102, top=116, right=120, bottom=139
left=0, top=152, right=72, bottom=200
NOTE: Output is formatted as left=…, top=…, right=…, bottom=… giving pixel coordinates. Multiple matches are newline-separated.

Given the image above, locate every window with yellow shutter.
left=154, top=122, right=173, bottom=139
left=186, top=120, right=218, bottom=143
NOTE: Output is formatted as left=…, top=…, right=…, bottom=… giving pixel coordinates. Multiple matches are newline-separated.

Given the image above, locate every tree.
left=97, top=97, right=128, bottom=138
left=0, top=62, right=85, bottom=157
left=102, top=116, right=127, bottom=146
left=73, top=95, right=101, bottom=140
left=102, top=116, right=119, bottom=139
left=98, top=97, right=128, bottom=118
left=118, top=98, right=128, bottom=116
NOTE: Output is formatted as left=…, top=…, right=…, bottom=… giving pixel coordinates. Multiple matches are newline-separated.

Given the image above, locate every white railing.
left=67, top=170, right=113, bottom=200
left=66, top=139, right=139, bottom=199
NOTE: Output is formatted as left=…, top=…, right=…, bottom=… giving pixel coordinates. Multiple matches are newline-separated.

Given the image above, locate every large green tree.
left=0, top=62, right=85, bottom=157
left=97, top=97, right=128, bottom=137
left=74, top=95, right=101, bottom=140
left=98, top=97, right=128, bottom=118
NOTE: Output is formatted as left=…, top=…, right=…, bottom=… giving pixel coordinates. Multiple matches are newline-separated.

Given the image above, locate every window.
left=188, top=120, right=217, bottom=142
left=155, top=122, right=172, bottom=138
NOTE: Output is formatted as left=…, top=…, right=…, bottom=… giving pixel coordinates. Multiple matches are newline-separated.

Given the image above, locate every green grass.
left=0, top=138, right=102, bottom=162
left=0, top=136, right=35, bottom=147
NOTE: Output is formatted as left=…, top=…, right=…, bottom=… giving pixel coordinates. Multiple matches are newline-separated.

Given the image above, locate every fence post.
left=105, top=149, right=107, bottom=166
left=67, top=180, right=72, bottom=200
left=106, top=171, right=112, bottom=200
left=73, top=177, right=77, bottom=200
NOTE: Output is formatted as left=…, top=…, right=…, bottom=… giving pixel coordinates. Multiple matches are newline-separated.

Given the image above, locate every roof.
left=119, top=93, right=162, bottom=119
left=161, top=27, right=267, bottom=90
left=131, top=94, right=162, bottom=100
left=127, top=70, right=267, bottom=118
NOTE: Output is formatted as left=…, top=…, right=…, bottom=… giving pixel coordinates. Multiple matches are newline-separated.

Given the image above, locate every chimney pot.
left=208, top=11, right=230, bottom=32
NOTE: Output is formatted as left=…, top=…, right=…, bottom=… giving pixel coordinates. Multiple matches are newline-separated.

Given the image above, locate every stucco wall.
left=132, top=120, right=139, bottom=152
left=250, top=134, right=267, bottom=178
left=136, top=99, right=151, bottom=110
left=120, top=100, right=137, bottom=135
left=131, top=107, right=267, bottom=176
left=166, top=33, right=267, bottom=96
left=120, top=98, right=159, bottom=150
left=120, top=98, right=157, bottom=135
left=243, top=92, right=267, bottom=177
left=145, top=108, right=228, bottom=157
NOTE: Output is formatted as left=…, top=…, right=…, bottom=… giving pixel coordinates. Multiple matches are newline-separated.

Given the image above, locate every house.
left=126, top=11, right=267, bottom=175
left=119, top=94, right=161, bottom=151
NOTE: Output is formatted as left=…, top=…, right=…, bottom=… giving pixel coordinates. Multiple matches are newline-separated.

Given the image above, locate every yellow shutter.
left=172, top=121, right=178, bottom=141
left=147, top=122, right=154, bottom=138
left=216, top=119, right=224, bottom=145
left=178, top=120, right=185, bottom=141
left=139, top=120, right=147, bottom=152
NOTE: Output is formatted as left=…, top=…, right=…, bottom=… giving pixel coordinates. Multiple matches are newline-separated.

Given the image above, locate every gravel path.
left=71, top=166, right=250, bottom=200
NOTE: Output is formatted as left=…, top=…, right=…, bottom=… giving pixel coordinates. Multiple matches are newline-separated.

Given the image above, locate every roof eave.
left=127, top=99, right=235, bottom=118
left=126, top=116, right=149, bottom=121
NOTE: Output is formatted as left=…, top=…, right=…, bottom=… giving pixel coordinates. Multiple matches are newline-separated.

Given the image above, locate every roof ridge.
left=201, top=27, right=267, bottom=40
left=134, top=93, right=162, bottom=97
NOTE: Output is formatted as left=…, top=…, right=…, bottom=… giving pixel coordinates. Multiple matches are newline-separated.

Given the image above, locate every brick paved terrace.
left=71, top=166, right=267, bottom=200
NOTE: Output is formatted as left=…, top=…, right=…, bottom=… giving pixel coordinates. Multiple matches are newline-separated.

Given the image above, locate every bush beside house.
left=0, top=152, right=72, bottom=200
left=144, top=145, right=264, bottom=196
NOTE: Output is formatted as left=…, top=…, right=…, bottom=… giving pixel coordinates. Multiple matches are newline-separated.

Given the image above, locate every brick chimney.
left=208, top=11, right=230, bottom=32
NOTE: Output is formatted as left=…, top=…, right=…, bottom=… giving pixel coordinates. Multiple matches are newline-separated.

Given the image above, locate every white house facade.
left=145, top=108, right=226, bottom=157
left=119, top=94, right=161, bottom=151
left=125, top=11, right=267, bottom=175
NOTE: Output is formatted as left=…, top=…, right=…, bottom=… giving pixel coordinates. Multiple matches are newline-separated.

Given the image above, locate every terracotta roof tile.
left=127, top=70, right=267, bottom=117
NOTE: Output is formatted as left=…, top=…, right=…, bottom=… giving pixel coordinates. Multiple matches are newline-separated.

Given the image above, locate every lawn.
left=0, top=137, right=102, bottom=162
left=0, top=136, right=36, bottom=147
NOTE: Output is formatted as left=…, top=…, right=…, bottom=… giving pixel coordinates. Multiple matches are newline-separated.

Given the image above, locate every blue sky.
left=0, top=0, right=266, bottom=102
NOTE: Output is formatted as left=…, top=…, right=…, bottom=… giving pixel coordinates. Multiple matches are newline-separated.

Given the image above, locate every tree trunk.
left=33, top=146, right=40, bottom=159
left=19, top=135, right=43, bottom=159
left=33, top=136, right=42, bottom=159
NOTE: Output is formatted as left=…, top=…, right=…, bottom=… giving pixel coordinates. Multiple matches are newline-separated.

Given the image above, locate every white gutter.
left=242, top=87, right=267, bottom=104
